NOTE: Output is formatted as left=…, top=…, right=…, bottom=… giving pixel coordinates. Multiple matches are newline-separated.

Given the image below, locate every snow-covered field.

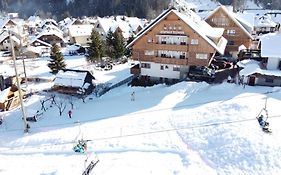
left=0, top=56, right=281, bottom=175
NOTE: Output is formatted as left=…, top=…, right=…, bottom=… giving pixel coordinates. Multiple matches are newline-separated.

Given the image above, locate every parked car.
left=188, top=66, right=216, bottom=82
left=211, top=59, right=232, bottom=69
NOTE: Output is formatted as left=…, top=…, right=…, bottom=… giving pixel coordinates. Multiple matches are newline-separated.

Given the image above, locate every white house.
left=236, top=32, right=281, bottom=87
left=68, top=24, right=94, bottom=46
left=260, top=32, right=281, bottom=70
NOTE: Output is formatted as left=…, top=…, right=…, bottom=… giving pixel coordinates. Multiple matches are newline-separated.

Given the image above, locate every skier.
left=131, top=91, right=135, bottom=101
left=0, top=116, right=3, bottom=125
left=227, top=75, right=232, bottom=83
left=68, top=110, right=72, bottom=118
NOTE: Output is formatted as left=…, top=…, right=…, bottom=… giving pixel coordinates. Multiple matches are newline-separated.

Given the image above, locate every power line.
left=1, top=114, right=280, bottom=153
left=2, top=89, right=280, bottom=133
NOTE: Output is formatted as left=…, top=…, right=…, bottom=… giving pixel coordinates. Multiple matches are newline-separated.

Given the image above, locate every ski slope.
left=0, top=56, right=281, bottom=174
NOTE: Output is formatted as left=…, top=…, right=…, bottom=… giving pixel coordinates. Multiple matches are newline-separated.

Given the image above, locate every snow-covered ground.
left=0, top=55, right=281, bottom=174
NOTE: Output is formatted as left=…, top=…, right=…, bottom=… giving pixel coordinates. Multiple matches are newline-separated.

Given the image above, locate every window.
left=145, top=50, right=154, bottom=56
left=141, top=63, right=151, bottom=69
left=165, top=65, right=169, bottom=69
left=265, top=78, right=274, bottom=83
left=227, top=29, right=236, bottom=36
left=196, top=53, right=208, bottom=59
left=147, top=37, right=152, bottom=43
left=173, top=65, right=180, bottom=71
left=160, top=65, right=164, bottom=70
left=191, top=39, right=198, bottom=45
left=228, top=40, right=235, bottom=45
left=211, top=17, right=229, bottom=26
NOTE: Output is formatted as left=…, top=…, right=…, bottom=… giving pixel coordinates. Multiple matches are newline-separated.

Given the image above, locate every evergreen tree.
left=112, top=31, right=126, bottom=59
left=125, top=34, right=135, bottom=57
left=106, top=29, right=115, bottom=59
left=48, top=44, right=66, bottom=74
left=87, top=29, right=104, bottom=63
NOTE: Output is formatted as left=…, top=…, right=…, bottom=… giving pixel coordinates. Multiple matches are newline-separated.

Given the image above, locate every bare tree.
left=68, top=96, right=74, bottom=109
left=54, top=96, right=67, bottom=116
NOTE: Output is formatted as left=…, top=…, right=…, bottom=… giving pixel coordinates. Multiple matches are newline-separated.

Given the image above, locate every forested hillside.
left=0, top=0, right=278, bottom=20
left=0, top=0, right=168, bottom=19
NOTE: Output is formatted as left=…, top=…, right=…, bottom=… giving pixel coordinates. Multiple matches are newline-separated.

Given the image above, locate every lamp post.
left=8, top=30, right=29, bottom=133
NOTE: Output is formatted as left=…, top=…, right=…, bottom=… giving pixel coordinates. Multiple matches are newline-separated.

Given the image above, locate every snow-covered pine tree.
left=86, top=29, right=104, bottom=63
left=112, top=31, right=125, bottom=60
left=106, top=29, right=115, bottom=59
left=48, top=44, right=66, bottom=74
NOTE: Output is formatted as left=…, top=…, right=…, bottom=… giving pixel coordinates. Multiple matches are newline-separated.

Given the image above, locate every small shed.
left=0, top=85, right=24, bottom=111
left=53, top=69, right=96, bottom=95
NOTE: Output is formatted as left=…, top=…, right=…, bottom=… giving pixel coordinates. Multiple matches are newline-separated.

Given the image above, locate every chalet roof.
left=29, top=36, right=52, bottom=47
left=30, top=26, right=66, bottom=44
left=238, top=59, right=281, bottom=77
left=205, top=5, right=254, bottom=40
left=0, top=18, right=17, bottom=29
left=96, top=17, right=116, bottom=34
left=0, top=31, right=20, bottom=45
left=0, top=87, right=11, bottom=103
left=260, top=32, right=281, bottom=57
left=255, top=14, right=277, bottom=28
left=127, top=7, right=227, bottom=55
left=40, top=19, right=58, bottom=28
left=69, top=25, right=94, bottom=37
left=54, top=69, right=95, bottom=88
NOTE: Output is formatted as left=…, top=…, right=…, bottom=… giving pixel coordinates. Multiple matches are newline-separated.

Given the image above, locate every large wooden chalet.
left=205, top=6, right=254, bottom=56
left=127, top=7, right=227, bottom=83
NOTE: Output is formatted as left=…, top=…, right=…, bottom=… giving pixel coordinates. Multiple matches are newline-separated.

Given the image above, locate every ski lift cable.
left=1, top=114, right=281, bottom=153
left=2, top=89, right=280, bottom=133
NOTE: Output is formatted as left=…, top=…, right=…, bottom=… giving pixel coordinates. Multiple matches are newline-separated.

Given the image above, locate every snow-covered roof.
left=69, top=25, right=94, bottom=37
left=54, top=70, right=88, bottom=88
left=238, top=59, right=281, bottom=77
left=0, top=18, right=17, bottom=29
left=27, top=16, right=42, bottom=27
left=205, top=5, right=254, bottom=40
left=30, top=26, right=66, bottom=44
left=128, top=7, right=226, bottom=55
left=0, top=31, right=20, bottom=45
left=0, top=87, right=11, bottom=103
left=29, top=36, right=52, bottom=47
left=96, top=17, right=116, bottom=34
left=254, top=14, right=277, bottom=28
left=260, top=32, right=281, bottom=57
left=40, top=19, right=58, bottom=28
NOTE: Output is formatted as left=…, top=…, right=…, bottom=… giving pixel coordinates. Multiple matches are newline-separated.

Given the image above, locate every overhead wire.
left=1, top=113, right=281, bottom=153
left=0, top=89, right=280, bottom=153
left=1, top=89, right=280, bottom=133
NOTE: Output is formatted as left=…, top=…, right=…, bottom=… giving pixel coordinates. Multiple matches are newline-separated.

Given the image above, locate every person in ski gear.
left=227, top=75, right=232, bottom=83
left=73, top=140, right=87, bottom=153
left=68, top=110, right=72, bottom=118
left=0, top=116, right=3, bottom=125
left=131, top=91, right=135, bottom=101
left=257, top=114, right=270, bottom=132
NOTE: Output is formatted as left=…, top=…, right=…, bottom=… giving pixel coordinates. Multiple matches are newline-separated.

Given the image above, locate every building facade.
left=205, top=6, right=254, bottom=57
left=128, top=7, right=226, bottom=82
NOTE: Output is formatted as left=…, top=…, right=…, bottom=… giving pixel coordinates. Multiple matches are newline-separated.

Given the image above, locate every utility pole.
left=8, top=30, right=29, bottom=133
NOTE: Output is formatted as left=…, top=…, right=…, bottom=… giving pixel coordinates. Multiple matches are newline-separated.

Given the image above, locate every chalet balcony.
left=153, top=42, right=189, bottom=52
left=154, top=56, right=188, bottom=65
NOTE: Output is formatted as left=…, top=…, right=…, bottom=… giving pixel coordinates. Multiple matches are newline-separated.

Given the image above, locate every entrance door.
left=248, top=76, right=256, bottom=86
